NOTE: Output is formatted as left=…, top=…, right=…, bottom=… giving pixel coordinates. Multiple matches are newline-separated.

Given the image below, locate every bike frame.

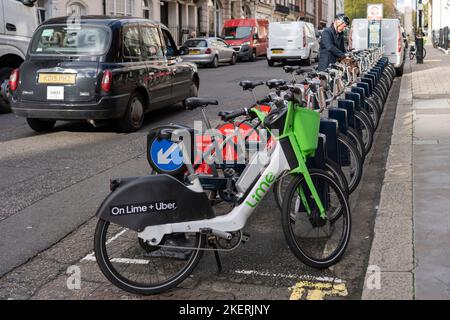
left=139, top=104, right=326, bottom=245
left=138, top=141, right=290, bottom=244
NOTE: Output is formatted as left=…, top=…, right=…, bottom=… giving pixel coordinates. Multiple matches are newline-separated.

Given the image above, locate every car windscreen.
left=223, top=27, right=252, bottom=40
left=183, top=40, right=208, bottom=48
left=30, top=25, right=111, bottom=56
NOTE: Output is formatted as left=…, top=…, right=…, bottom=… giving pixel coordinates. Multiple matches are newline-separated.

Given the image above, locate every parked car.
left=222, top=18, right=268, bottom=62
left=266, top=21, right=319, bottom=66
left=9, top=16, right=200, bottom=132
left=349, top=18, right=405, bottom=76
left=0, top=0, right=39, bottom=113
left=180, top=37, right=237, bottom=67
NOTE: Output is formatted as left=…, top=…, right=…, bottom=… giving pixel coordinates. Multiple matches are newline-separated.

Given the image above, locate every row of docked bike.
left=92, top=47, right=396, bottom=295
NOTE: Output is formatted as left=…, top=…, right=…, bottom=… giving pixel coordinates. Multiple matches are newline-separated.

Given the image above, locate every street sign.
left=367, top=4, right=383, bottom=20
left=149, top=138, right=184, bottom=173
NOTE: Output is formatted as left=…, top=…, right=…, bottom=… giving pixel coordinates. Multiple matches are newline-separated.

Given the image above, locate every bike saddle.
left=239, top=80, right=265, bottom=91
left=266, top=79, right=287, bottom=89
left=295, top=67, right=313, bottom=75
left=156, top=127, right=194, bottom=141
left=283, top=65, right=302, bottom=73
left=185, top=97, right=219, bottom=110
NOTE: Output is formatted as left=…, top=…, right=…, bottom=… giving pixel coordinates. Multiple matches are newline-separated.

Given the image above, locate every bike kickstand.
left=209, top=240, right=222, bottom=273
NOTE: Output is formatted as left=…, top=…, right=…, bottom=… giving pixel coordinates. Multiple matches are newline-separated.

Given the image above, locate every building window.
left=143, top=0, right=151, bottom=19
left=67, top=2, right=87, bottom=17
left=109, top=0, right=134, bottom=16
left=37, top=0, right=47, bottom=23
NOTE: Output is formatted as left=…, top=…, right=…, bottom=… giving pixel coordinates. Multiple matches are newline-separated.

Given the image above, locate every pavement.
left=362, top=45, right=450, bottom=300
left=0, top=59, right=401, bottom=300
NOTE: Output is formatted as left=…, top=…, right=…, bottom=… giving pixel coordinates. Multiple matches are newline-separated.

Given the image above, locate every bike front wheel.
left=94, top=219, right=206, bottom=295
left=281, top=170, right=351, bottom=269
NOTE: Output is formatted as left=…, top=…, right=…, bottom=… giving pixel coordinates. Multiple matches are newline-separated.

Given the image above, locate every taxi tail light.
left=101, top=70, right=112, bottom=92
left=9, top=69, right=19, bottom=92
left=205, top=48, right=212, bottom=54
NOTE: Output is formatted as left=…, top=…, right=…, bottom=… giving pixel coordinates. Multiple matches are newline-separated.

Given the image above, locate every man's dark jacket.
left=317, top=25, right=346, bottom=71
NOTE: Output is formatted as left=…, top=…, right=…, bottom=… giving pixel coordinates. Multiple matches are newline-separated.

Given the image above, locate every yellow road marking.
left=289, top=281, right=348, bottom=300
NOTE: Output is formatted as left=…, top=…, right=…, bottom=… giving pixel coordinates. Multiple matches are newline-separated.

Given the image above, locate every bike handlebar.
left=218, top=108, right=249, bottom=122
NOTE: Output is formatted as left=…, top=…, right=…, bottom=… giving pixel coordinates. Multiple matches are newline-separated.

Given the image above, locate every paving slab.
left=368, top=217, right=413, bottom=272
left=362, top=272, right=413, bottom=300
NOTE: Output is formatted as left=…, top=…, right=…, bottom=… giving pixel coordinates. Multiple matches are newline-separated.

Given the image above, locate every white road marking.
left=81, top=229, right=128, bottom=262
left=234, top=269, right=344, bottom=284
left=82, top=255, right=149, bottom=265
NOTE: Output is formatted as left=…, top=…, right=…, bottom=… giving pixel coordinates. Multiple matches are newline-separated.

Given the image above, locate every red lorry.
left=222, top=18, right=269, bottom=62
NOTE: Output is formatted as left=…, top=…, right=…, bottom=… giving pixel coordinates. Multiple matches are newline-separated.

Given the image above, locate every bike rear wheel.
left=338, top=133, right=363, bottom=194
left=94, top=219, right=206, bottom=295
left=281, top=170, right=351, bottom=268
left=355, top=111, right=374, bottom=155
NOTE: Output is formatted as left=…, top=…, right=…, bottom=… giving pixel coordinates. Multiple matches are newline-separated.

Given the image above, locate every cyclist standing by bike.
left=318, top=14, right=350, bottom=71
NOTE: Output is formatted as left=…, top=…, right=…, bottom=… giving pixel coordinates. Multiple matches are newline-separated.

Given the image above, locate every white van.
left=0, top=0, right=39, bottom=113
left=349, top=18, right=405, bottom=76
left=267, top=21, right=319, bottom=67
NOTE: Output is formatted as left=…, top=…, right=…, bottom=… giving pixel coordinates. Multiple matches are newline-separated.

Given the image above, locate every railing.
left=275, top=4, right=290, bottom=15
left=167, top=26, right=199, bottom=46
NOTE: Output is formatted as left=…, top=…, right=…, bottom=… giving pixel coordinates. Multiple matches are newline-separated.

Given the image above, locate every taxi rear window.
left=30, top=25, right=111, bottom=56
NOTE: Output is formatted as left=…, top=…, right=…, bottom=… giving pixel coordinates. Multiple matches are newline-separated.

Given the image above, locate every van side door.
left=257, top=22, right=268, bottom=56
left=0, top=1, right=5, bottom=35
left=140, top=23, right=172, bottom=108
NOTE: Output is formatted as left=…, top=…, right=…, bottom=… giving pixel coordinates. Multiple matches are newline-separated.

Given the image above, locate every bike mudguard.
left=319, top=119, right=339, bottom=165
left=357, top=82, right=370, bottom=97
left=338, top=100, right=358, bottom=131
left=96, top=174, right=215, bottom=232
left=307, top=134, right=327, bottom=170
left=328, top=108, right=348, bottom=135
left=351, top=87, right=367, bottom=110
left=345, top=92, right=362, bottom=111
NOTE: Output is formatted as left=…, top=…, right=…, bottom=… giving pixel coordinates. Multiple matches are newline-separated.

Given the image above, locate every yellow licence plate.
left=272, top=50, right=284, bottom=54
left=38, top=73, right=77, bottom=84
left=189, top=50, right=201, bottom=55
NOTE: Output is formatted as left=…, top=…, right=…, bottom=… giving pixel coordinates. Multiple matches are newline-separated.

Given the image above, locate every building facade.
left=35, top=0, right=337, bottom=44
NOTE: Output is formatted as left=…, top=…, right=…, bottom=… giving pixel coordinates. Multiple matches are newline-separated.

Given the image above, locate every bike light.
left=101, top=70, right=112, bottom=92
left=205, top=48, right=212, bottom=54
left=9, top=69, right=19, bottom=92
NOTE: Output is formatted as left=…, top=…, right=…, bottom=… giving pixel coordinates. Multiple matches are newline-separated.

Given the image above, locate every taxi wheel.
left=26, top=118, right=56, bottom=132
left=182, top=82, right=199, bottom=109
left=119, top=92, right=145, bottom=133
left=0, top=67, right=12, bottom=114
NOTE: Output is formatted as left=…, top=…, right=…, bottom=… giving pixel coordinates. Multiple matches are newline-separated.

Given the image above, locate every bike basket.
left=293, top=107, right=320, bottom=155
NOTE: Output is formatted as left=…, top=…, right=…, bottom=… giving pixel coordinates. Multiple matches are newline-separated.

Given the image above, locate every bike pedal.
left=241, top=233, right=250, bottom=244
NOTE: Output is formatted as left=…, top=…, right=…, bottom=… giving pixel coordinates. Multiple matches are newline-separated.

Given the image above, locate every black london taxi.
left=9, top=16, right=200, bottom=132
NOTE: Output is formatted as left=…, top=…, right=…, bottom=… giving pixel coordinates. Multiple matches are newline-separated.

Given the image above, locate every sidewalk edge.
left=361, top=60, right=414, bottom=300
